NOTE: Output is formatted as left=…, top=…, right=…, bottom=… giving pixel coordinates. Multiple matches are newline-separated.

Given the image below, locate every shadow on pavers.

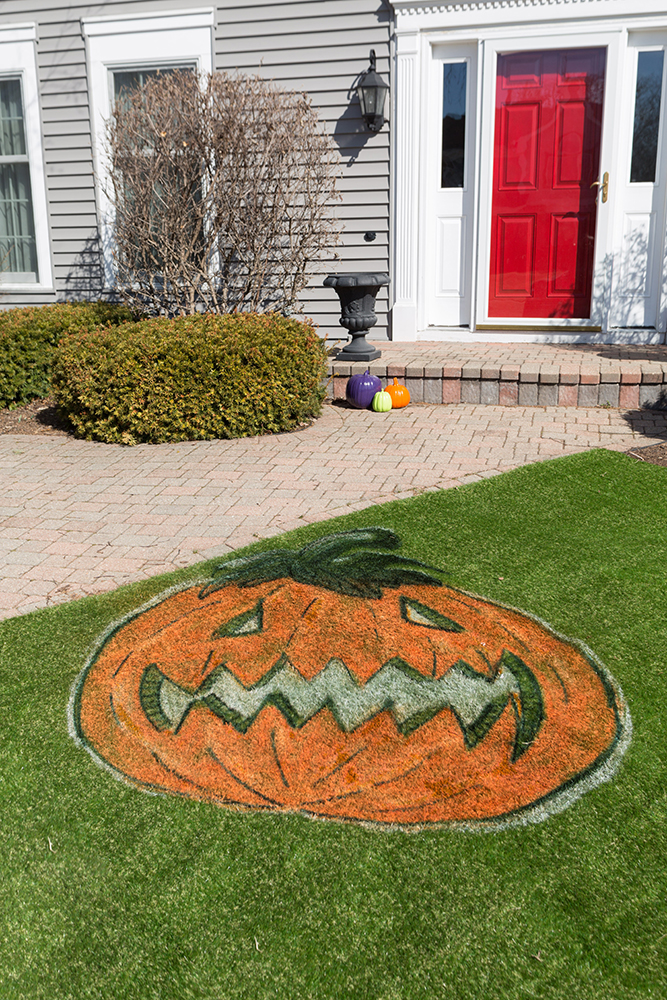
left=622, top=406, right=667, bottom=441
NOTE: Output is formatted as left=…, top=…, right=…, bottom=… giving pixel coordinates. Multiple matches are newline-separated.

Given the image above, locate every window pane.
left=630, top=51, right=664, bottom=183
left=0, top=163, right=38, bottom=278
left=112, top=66, right=203, bottom=277
left=441, top=63, right=467, bottom=188
left=114, top=66, right=194, bottom=107
left=0, top=78, right=27, bottom=157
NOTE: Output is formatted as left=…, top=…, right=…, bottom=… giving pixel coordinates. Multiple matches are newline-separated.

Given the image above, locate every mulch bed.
left=0, top=397, right=70, bottom=436
left=626, top=442, right=667, bottom=467
left=0, top=398, right=313, bottom=441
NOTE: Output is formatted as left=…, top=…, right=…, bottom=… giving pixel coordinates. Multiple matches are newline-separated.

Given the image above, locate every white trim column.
left=391, top=31, right=420, bottom=340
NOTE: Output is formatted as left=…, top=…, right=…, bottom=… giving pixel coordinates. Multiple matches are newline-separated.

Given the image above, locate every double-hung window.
left=0, top=23, right=52, bottom=289
left=82, top=8, right=214, bottom=288
left=0, top=77, right=38, bottom=281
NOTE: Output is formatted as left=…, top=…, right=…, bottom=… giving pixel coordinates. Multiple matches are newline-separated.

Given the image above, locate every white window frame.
left=82, top=8, right=214, bottom=289
left=0, top=23, right=53, bottom=291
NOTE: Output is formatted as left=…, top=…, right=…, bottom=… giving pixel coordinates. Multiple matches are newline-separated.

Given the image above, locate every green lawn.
left=1, top=449, right=665, bottom=1000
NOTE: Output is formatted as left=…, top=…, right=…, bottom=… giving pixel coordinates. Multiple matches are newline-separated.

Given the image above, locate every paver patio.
left=1, top=399, right=665, bottom=620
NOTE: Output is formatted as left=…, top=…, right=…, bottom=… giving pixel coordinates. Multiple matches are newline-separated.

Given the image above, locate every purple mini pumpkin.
left=346, top=369, right=382, bottom=409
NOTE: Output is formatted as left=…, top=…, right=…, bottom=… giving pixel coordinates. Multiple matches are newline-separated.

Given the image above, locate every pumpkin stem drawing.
left=200, top=528, right=443, bottom=600
left=71, top=528, right=631, bottom=830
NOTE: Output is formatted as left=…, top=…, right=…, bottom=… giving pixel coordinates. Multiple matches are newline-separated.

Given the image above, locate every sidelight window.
left=630, top=50, right=665, bottom=184
left=441, top=63, right=467, bottom=189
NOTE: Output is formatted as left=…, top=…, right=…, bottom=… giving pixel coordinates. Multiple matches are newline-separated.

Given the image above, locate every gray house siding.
left=216, top=2, right=391, bottom=339
left=0, top=1, right=392, bottom=341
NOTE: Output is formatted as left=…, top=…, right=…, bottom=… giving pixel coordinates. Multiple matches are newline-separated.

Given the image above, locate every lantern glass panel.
left=360, top=85, right=378, bottom=117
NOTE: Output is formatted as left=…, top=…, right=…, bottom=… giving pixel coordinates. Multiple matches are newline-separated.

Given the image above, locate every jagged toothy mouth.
left=139, top=651, right=544, bottom=763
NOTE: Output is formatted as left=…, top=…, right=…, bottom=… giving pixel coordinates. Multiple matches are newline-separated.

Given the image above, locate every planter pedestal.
left=324, top=272, right=389, bottom=362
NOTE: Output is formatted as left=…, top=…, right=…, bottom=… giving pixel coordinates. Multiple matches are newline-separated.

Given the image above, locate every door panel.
left=496, top=216, right=535, bottom=295
left=506, top=53, right=542, bottom=85
left=500, top=105, right=540, bottom=187
left=436, top=217, right=465, bottom=295
left=549, top=215, right=590, bottom=295
left=620, top=212, right=654, bottom=297
left=555, top=103, right=586, bottom=186
left=489, top=48, right=606, bottom=319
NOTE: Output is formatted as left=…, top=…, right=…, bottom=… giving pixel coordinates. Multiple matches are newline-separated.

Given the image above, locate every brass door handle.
left=591, top=172, right=609, bottom=203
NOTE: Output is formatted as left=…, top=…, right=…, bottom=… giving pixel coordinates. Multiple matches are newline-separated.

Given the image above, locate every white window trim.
left=0, top=23, right=54, bottom=292
left=82, top=8, right=215, bottom=289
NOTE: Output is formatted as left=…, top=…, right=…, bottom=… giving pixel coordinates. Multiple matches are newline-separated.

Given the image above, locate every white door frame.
left=475, top=28, right=623, bottom=334
left=608, top=30, right=667, bottom=333
left=420, top=42, right=479, bottom=330
left=392, top=4, right=667, bottom=343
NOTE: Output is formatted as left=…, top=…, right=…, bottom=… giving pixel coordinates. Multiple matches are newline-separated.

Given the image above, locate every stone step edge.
left=325, top=366, right=667, bottom=408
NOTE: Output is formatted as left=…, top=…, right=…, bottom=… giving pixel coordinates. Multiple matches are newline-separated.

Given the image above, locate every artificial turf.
left=1, top=448, right=665, bottom=1000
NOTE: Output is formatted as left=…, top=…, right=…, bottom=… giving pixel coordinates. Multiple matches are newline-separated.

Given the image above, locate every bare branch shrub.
left=107, top=70, right=342, bottom=316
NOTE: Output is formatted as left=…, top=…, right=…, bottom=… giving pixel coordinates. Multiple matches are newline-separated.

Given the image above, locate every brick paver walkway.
left=1, top=401, right=665, bottom=620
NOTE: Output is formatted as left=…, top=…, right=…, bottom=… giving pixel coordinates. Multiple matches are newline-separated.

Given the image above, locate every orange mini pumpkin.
left=386, top=378, right=410, bottom=408
left=71, top=529, right=630, bottom=829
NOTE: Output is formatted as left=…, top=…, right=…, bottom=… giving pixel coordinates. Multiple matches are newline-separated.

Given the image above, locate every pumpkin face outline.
left=69, top=529, right=631, bottom=831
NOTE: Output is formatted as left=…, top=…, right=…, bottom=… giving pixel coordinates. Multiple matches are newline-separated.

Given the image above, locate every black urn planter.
left=324, top=272, right=389, bottom=362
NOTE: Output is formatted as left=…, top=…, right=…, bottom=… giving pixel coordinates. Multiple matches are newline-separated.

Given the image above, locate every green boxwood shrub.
left=52, top=313, right=328, bottom=445
left=0, top=301, right=133, bottom=409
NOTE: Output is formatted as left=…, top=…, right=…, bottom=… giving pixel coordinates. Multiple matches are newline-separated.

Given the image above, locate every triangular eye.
left=400, top=596, right=464, bottom=632
left=212, top=599, right=264, bottom=638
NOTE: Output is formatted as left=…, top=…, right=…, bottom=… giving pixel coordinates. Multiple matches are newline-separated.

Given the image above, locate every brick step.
left=326, top=359, right=667, bottom=408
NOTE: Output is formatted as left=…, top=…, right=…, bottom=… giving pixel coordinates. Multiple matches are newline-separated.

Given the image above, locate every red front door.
left=488, top=48, right=606, bottom=319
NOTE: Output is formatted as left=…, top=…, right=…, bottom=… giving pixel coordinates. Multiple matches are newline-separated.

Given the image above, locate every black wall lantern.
left=356, top=50, right=389, bottom=132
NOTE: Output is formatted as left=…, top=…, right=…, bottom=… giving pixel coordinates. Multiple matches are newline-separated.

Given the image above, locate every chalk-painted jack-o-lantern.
left=71, top=529, right=630, bottom=829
